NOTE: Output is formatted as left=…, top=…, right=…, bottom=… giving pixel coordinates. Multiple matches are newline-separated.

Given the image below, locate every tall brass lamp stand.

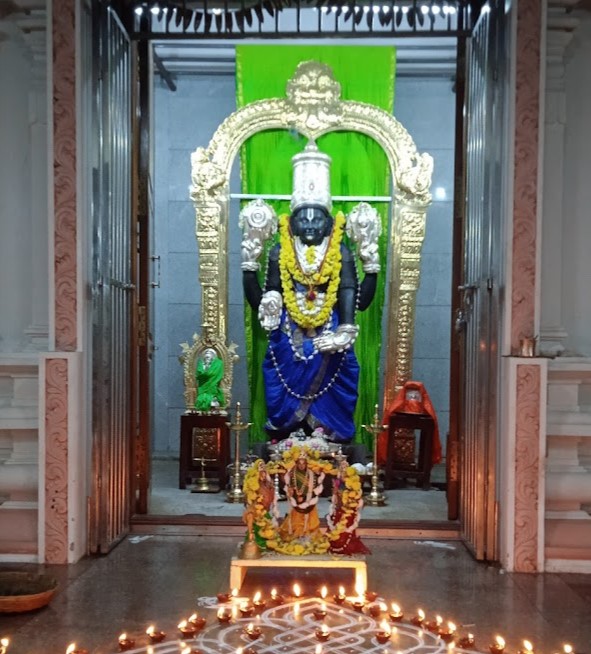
left=226, top=402, right=251, bottom=504
left=362, top=403, right=388, bottom=507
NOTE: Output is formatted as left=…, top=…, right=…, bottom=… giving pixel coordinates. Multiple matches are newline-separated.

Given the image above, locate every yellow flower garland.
left=242, top=445, right=364, bottom=556
left=278, top=212, right=345, bottom=330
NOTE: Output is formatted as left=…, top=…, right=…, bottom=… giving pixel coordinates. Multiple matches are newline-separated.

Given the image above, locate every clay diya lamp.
left=270, top=588, right=284, bottom=605
left=368, top=602, right=387, bottom=618
left=350, top=596, right=365, bottom=612
left=244, top=623, right=262, bottom=641
left=217, top=607, right=232, bottom=623
left=457, top=633, right=476, bottom=649
left=217, top=591, right=231, bottom=603
left=117, top=634, right=135, bottom=651
left=252, top=591, right=266, bottom=613
left=410, top=608, right=426, bottom=627
left=489, top=636, right=506, bottom=654
left=389, top=603, right=404, bottom=623
left=376, top=620, right=392, bottom=644
left=313, top=602, right=328, bottom=620
left=188, top=613, right=207, bottom=631
left=146, top=625, right=166, bottom=643
left=239, top=600, right=255, bottom=618
left=333, top=586, right=346, bottom=605
left=66, top=644, right=89, bottom=654
left=439, top=621, right=457, bottom=643
left=178, top=621, right=198, bottom=639
left=315, top=624, right=330, bottom=643
left=425, top=615, right=444, bottom=633
left=364, top=590, right=378, bottom=602
left=517, top=640, right=535, bottom=654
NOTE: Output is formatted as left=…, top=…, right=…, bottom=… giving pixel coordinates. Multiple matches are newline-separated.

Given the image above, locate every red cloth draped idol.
left=377, top=381, right=442, bottom=466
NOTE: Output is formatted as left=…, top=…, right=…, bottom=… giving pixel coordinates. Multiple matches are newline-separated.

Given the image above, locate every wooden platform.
left=229, top=553, right=367, bottom=590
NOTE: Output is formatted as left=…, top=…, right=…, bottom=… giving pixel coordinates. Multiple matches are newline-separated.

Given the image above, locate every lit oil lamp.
left=270, top=588, right=284, bottom=605
left=146, top=625, right=166, bottom=643
left=389, top=602, right=404, bottom=622
left=319, top=585, right=328, bottom=599
left=244, top=622, right=262, bottom=641
left=439, top=621, right=457, bottom=643
left=334, top=586, right=346, bottom=604
left=364, top=589, right=378, bottom=602
left=425, top=615, right=443, bottom=633
left=457, top=633, right=476, bottom=649
left=376, top=619, right=392, bottom=644
left=178, top=621, right=198, bottom=639
left=239, top=600, right=255, bottom=617
left=118, top=633, right=135, bottom=651
left=180, top=647, right=203, bottom=654
left=489, top=636, right=506, bottom=654
left=315, top=623, right=330, bottom=642
left=188, top=613, right=207, bottom=631
left=293, top=583, right=302, bottom=599
left=562, top=645, right=574, bottom=654
left=0, top=638, right=8, bottom=654
left=66, top=644, right=88, bottom=654
left=217, top=590, right=231, bottom=603
left=350, top=593, right=366, bottom=612
left=313, top=601, right=327, bottom=620
left=217, top=607, right=233, bottom=623
left=252, top=591, right=266, bottom=612
left=518, top=640, right=535, bottom=654
left=411, top=608, right=426, bottom=627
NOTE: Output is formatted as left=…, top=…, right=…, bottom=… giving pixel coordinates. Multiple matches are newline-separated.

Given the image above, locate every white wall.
left=562, top=16, right=591, bottom=356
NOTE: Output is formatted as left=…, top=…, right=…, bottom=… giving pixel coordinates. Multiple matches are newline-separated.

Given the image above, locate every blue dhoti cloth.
left=263, top=311, right=359, bottom=442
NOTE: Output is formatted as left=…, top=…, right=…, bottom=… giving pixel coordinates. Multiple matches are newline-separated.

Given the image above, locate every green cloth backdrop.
left=236, top=46, right=395, bottom=449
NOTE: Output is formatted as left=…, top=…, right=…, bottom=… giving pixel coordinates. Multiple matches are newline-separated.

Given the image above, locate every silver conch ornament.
left=239, top=199, right=277, bottom=271
left=346, top=202, right=382, bottom=273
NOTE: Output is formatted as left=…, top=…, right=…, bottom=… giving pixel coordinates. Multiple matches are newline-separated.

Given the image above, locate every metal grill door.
left=460, top=4, right=506, bottom=561
left=89, top=4, right=134, bottom=552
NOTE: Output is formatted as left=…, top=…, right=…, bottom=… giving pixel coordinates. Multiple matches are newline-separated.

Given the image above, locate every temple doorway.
left=88, top=1, right=506, bottom=559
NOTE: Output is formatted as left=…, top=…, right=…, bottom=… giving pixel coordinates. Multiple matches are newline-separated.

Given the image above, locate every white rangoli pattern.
left=120, top=597, right=485, bottom=654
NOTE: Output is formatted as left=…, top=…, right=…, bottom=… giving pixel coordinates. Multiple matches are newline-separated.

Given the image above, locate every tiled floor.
left=150, top=459, right=449, bottom=521
left=1, top=536, right=590, bottom=654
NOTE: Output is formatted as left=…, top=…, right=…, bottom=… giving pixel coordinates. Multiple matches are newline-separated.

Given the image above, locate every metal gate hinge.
left=487, top=277, right=494, bottom=291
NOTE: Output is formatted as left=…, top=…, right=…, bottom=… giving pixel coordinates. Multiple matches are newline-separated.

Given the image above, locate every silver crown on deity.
left=290, top=141, right=332, bottom=213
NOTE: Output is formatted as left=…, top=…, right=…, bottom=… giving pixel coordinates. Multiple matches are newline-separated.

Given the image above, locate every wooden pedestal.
left=179, top=413, right=230, bottom=491
left=229, top=553, right=367, bottom=591
left=384, top=412, right=435, bottom=490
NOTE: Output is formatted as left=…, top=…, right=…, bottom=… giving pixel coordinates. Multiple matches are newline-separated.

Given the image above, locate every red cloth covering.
left=327, top=509, right=371, bottom=556
left=377, top=381, right=442, bottom=466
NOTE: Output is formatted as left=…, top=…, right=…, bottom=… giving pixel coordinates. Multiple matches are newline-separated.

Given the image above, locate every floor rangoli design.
left=121, top=597, right=485, bottom=654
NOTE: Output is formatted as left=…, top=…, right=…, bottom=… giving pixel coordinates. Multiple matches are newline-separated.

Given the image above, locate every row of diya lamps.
left=0, top=586, right=581, bottom=654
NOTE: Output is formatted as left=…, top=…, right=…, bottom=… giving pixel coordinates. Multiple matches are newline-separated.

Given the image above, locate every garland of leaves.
left=278, top=212, right=345, bottom=330
left=242, top=445, right=364, bottom=556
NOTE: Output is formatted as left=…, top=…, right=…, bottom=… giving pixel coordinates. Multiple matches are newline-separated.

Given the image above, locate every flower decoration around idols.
left=242, top=444, right=364, bottom=556
left=278, top=211, right=345, bottom=330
